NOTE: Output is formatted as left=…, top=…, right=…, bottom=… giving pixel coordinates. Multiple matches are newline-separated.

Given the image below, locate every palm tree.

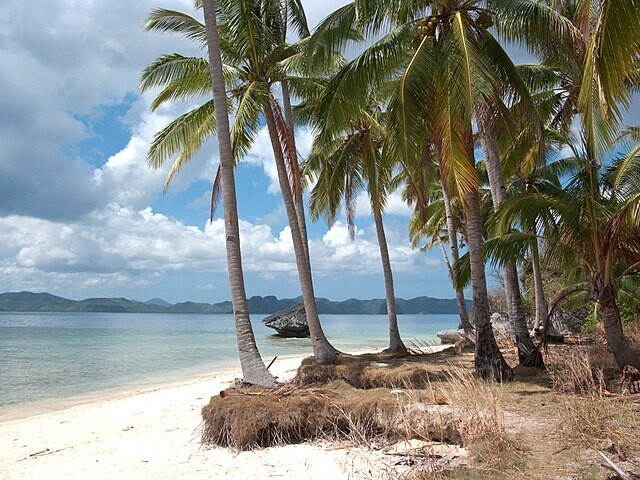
left=492, top=0, right=640, bottom=367
left=480, top=129, right=541, bottom=365
left=305, top=99, right=407, bottom=353
left=199, top=0, right=276, bottom=387
left=497, top=135, right=640, bottom=369
left=141, top=1, right=337, bottom=363
left=406, top=166, right=473, bottom=332
left=303, top=0, right=552, bottom=380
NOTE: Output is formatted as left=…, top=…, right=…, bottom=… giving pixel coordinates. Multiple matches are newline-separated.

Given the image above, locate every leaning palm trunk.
left=262, top=100, right=337, bottom=364
left=598, top=282, right=640, bottom=370
left=481, top=134, right=539, bottom=366
left=281, top=80, right=310, bottom=266
left=201, top=0, right=276, bottom=387
left=442, top=186, right=472, bottom=332
left=373, top=209, right=406, bottom=353
left=465, top=186, right=513, bottom=381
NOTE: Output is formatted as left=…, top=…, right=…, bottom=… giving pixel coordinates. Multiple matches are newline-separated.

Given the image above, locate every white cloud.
left=0, top=209, right=437, bottom=298
left=354, top=190, right=413, bottom=219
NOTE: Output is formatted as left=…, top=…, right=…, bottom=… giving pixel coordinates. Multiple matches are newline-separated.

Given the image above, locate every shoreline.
left=1, top=346, right=450, bottom=479
left=1, top=354, right=311, bottom=479
left=0, top=345, right=447, bottom=423
left=0, top=341, right=412, bottom=423
left=0, top=351, right=311, bottom=423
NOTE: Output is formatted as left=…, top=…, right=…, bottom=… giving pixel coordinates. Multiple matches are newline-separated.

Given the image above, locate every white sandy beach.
left=0, top=353, right=413, bottom=480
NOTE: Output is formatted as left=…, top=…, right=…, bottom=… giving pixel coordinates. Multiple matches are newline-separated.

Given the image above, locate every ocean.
left=0, top=312, right=458, bottom=410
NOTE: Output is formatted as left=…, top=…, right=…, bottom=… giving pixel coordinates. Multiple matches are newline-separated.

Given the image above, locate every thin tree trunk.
left=373, top=209, right=406, bottom=353
left=438, top=237, right=454, bottom=280
left=465, top=186, right=513, bottom=381
left=481, top=134, right=539, bottom=366
left=599, top=282, right=640, bottom=369
left=263, top=100, right=337, bottom=364
left=442, top=186, right=472, bottom=332
left=437, top=236, right=470, bottom=329
left=530, top=232, right=548, bottom=332
left=281, top=80, right=310, bottom=266
left=201, top=0, right=276, bottom=387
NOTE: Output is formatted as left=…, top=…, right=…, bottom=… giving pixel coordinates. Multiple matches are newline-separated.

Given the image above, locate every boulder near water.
left=436, top=329, right=466, bottom=344
left=262, top=303, right=310, bottom=337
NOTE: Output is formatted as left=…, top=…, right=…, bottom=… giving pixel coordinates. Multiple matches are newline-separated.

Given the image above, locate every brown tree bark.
left=530, top=232, right=548, bottom=332
left=465, top=186, right=513, bottom=381
left=373, top=209, right=406, bottom=353
left=201, top=0, right=276, bottom=386
left=481, top=134, right=539, bottom=366
left=598, top=282, right=640, bottom=369
left=263, top=100, right=337, bottom=364
left=281, top=80, right=311, bottom=267
left=442, top=186, right=472, bottom=332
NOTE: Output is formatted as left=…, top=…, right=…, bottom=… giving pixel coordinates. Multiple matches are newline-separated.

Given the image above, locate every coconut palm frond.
left=144, top=8, right=208, bottom=46
left=147, top=100, right=217, bottom=192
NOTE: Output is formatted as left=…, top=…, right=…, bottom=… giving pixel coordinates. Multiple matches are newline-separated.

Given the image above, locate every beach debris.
left=385, top=440, right=469, bottom=469
left=266, top=356, right=278, bottom=370
left=262, top=303, right=309, bottom=337
left=23, top=445, right=75, bottom=461
left=29, top=448, right=50, bottom=458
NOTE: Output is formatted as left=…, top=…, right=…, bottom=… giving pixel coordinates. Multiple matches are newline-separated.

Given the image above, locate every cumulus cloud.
left=0, top=0, right=202, bottom=221
left=0, top=209, right=436, bottom=297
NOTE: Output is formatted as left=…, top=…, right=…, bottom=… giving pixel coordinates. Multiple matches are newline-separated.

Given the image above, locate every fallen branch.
left=597, top=450, right=631, bottom=480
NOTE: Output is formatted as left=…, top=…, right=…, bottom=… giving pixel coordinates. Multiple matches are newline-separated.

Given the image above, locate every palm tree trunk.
left=599, top=282, right=640, bottom=369
left=481, top=134, right=538, bottom=365
left=281, top=80, right=310, bottom=266
left=530, top=232, right=548, bottom=332
left=464, top=186, right=513, bottom=381
left=201, top=0, right=276, bottom=387
left=373, top=209, right=406, bottom=353
left=262, top=100, right=337, bottom=364
left=442, top=186, right=472, bottom=332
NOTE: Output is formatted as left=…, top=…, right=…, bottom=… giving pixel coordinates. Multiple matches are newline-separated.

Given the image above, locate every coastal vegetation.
left=138, top=0, right=639, bottom=476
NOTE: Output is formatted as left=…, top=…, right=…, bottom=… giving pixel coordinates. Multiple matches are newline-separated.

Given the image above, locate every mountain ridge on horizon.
left=0, top=291, right=469, bottom=315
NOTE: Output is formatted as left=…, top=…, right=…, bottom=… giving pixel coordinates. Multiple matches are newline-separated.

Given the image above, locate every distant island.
left=0, top=291, right=468, bottom=315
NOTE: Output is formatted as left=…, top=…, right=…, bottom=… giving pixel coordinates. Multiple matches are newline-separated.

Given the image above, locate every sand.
left=0, top=355, right=399, bottom=480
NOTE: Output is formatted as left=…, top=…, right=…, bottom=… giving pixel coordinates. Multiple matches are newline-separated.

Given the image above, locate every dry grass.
left=294, top=350, right=465, bottom=389
left=200, top=339, right=640, bottom=478
left=201, top=380, right=461, bottom=450
left=545, top=343, right=640, bottom=458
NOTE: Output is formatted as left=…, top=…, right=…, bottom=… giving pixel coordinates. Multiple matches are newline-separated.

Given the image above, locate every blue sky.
left=0, top=1, right=636, bottom=304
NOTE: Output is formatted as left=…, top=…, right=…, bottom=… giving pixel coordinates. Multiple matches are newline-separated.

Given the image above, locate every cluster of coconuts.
left=476, top=11, right=494, bottom=28
left=415, top=11, right=494, bottom=40
left=415, top=16, right=438, bottom=40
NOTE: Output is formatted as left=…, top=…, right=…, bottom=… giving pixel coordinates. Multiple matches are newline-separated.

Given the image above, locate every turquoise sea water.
left=0, top=312, right=458, bottom=409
